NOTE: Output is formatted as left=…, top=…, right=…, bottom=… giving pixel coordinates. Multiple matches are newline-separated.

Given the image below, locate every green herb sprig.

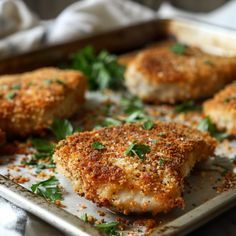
left=71, top=46, right=125, bottom=90
left=92, top=142, right=105, bottom=150
left=50, top=119, right=81, bottom=140
left=95, top=222, right=120, bottom=236
left=31, top=176, right=62, bottom=202
left=125, top=142, right=150, bottom=160
left=170, top=43, right=186, bottom=55
left=175, top=101, right=202, bottom=113
left=197, top=116, right=228, bottom=141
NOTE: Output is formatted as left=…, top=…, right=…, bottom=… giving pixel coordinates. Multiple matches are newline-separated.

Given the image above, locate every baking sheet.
left=0, top=18, right=236, bottom=236
left=1, top=91, right=236, bottom=236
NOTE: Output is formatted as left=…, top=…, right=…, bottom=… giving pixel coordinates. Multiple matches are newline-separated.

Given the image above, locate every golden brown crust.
left=0, top=67, right=86, bottom=136
left=204, top=82, right=236, bottom=135
left=125, top=42, right=236, bottom=103
left=54, top=121, right=216, bottom=214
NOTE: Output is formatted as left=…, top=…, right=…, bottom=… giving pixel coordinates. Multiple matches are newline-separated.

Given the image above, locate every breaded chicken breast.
left=0, top=129, right=5, bottom=146
left=54, top=122, right=216, bottom=215
left=125, top=42, right=236, bottom=103
left=204, top=82, right=236, bottom=135
left=0, top=68, right=86, bottom=136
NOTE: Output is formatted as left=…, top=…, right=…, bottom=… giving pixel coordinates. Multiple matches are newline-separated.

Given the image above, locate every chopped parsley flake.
left=92, top=142, right=105, bottom=150
left=71, top=46, right=125, bottom=90
left=159, top=158, right=166, bottom=167
left=80, top=213, right=88, bottom=222
left=103, top=117, right=122, bottom=127
left=95, top=222, right=120, bottom=236
left=125, top=142, right=150, bottom=160
left=175, top=101, right=202, bottom=113
left=157, top=132, right=167, bottom=138
left=12, top=84, right=21, bottom=90
left=120, top=96, right=143, bottom=114
left=31, top=176, right=62, bottom=203
left=55, top=79, right=65, bottom=85
left=125, top=111, right=150, bottom=123
left=31, top=138, right=55, bottom=154
left=43, top=79, right=52, bottom=85
left=170, top=43, right=186, bottom=55
left=143, top=120, right=154, bottom=130
left=204, top=60, right=214, bottom=66
left=197, top=116, right=228, bottom=141
left=6, top=92, right=16, bottom=100
left=50, top=119, right=74, bottom=140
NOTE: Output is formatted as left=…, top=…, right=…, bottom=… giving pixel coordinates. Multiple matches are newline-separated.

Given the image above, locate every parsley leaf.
left=51, top=119, right=74, bottom=140
left=175, top=101, right=202, bottom=113
left=143, top=120, right=154, bottom=130
left=80, top=213, right=88, bottom=223
left=6, top=92, right=16, bottom=100
left=24, top=138, right=55, bottom=172
left=12, top=84, right=21, bottom=90
left=159, top=158, right=166, bottom=167
left=125, top=142, right=150, bottom=160
left=92, top=142, right=105, bottom=150
left=95, top=222, right=120, bottom=236
left=31, top=138, right=55, bottom=153
left=197, top=116, right=228, bottom=141
left=204, top=60, right=215, bottom=66
left=120, top=96, right=143, bottom=114
left=125, top=111, right=150, bottom=123
left=103, top=117, right=122, bottom=127
left=71, top=46, right=125, bottom=90
left=170, top=43, right=186, bottom=55
left=31, top=176, right=62, bottom=202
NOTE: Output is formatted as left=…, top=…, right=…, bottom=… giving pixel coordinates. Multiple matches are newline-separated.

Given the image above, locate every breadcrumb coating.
left=0, top=67, right=86, bottom=136
left=204, top=82, right=236, bottom=135
left=54, top=121, right=216, bottom=215
left=125, top=42, right=236, bottom=103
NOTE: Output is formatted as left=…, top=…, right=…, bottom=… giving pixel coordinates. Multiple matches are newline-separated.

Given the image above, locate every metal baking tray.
left=0, top=17, right=236, bottom=236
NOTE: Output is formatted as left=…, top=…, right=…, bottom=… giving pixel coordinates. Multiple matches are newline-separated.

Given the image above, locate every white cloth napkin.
left=0, top=0, right=155, bottom=59
left=158, top=0, right=236, bottom=29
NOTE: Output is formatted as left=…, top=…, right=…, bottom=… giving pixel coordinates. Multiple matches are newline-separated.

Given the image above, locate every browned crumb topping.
left=217, top=172, right=236, bottom=192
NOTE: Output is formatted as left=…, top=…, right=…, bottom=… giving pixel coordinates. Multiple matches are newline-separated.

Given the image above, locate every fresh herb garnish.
left=95, top=222, right=120, bottom=236
left=170, top=43, right=186, bottom=55
left=31, top=138, right=55, bottom=154
left=120, top=96, right=143, bottom=114
left=125, top=111, right=150, bottom=123
left=175, top=101, right=202, bottom=113
left=50, top=119, right=74, bottom=140
left=157, top=132, right=166, bottom=138
left=43, top=79, right=52, bottom=86
left=12, top=84, right=21, bottom=90
left=125, top=142, right=150, bottom=160
left=71, top=46, right=125, bottom=90
left=6, top=92, right=16, bottom=100
left=92, top=142, right=105, bottom=150
left=22, top=160, right=56, bottom=173
left=55, top=79, right=65, bottom=85
left=197, top=116, right=228, bottom=141
left=143, top=120, right=154, bottom=130
left=103, top=117, right=122, bottom=127
left=31, top=176, right=62, bottom=202
left=204, top=60, right=214, bottom=66
left=28, top=138, right=55, bottom=167
left=80, top=213, right=88, bottom=222
left=159, top=158, right=166, bottom=167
